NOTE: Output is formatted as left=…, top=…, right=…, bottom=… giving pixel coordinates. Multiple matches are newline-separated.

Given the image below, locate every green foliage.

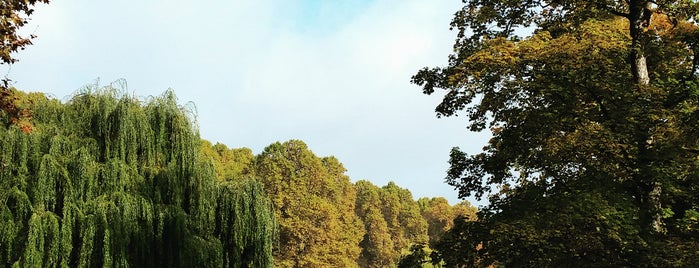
left=0, top=83, right=276, bottom=267
left=215, top=178, right=276, bottom=268
left=355, top=180, right=442, bottom=267
left=355, top=180, right=399, bottom=267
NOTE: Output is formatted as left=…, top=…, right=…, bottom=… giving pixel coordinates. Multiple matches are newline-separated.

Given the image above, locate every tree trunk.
left=628, top=0, right=663, bottom=235
left=629, top=0, right=651, bottom=86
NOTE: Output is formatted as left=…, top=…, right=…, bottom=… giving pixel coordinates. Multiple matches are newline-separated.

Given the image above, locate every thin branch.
left=682, top=146, right=699, bottom=154
left=596, top=1, right=630, bottom=17
left=606, top=7, right=631, bottom=17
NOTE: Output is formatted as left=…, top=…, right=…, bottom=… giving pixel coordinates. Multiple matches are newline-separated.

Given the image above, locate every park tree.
left=253, top=140, right=364, bottom=267
left=395, top=198, right=477, bottom=267
left=413, top=0, right=699, bottom=266
left=452, top=200, right=478, bottom=222
left=355, top=180, right=431, bottom=267
left=355, top=180, right=397, bottom=267
left=380, top=182, right=429, bottom=254
left=0, top=85, right=276, bottom=267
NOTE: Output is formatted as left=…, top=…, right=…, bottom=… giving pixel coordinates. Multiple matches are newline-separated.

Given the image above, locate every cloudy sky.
left=8, top=0, right=490, bottom=206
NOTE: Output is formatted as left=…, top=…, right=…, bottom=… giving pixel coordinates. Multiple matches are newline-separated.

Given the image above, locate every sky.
left=8, top=0, right=490, bottom=206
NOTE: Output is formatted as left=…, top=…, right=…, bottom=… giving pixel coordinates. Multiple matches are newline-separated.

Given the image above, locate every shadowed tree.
left=413, top=1, right=699, bottom=266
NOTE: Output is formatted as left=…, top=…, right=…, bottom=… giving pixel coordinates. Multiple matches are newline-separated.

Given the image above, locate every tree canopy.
left=253, top=140, right=365, bottom=267
left=354, top=180, right=435, bottom=267
left=414, top=0, right=699, bottom=266
left=1, top=85, right=468, bottom=267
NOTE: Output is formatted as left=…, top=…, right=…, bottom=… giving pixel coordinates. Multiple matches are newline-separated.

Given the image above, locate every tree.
left=380, top=182, right=429, bottom=254
left=355, top=180, right=396, bottom=267
left=0, top=85, right=276, bottom=267
left=396, top=198, right=477, bottom=268
left=355, top=180, right=431, bottom=267
left=418, top=197, right=476, bottom=247
left=452, top=200, right=478, bottom=223
left=253, top=140, right=364, bottom=267
left=0, top=0, right=50, bottom=131
left=413, top=1, right=699, bottom=266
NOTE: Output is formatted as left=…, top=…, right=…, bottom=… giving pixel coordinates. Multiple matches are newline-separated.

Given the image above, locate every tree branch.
left=596, top=1, right=630, bottom=17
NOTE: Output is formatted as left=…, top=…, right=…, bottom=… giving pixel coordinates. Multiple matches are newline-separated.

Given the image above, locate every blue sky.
left=8, top=0, right=489, bottom=206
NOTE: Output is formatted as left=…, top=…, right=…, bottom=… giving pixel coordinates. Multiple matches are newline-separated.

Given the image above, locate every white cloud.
left=9, top=0, right=487, bottom=206
left=225, top=0, right=486, bottom=205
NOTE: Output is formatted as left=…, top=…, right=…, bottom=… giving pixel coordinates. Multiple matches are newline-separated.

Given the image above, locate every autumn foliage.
left=414, top=0, right=699, bottom=266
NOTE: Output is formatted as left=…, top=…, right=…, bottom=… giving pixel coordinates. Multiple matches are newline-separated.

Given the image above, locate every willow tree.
left=0, top=84, right=275, bottom=267
left=414, top=1, right=699, bottom=266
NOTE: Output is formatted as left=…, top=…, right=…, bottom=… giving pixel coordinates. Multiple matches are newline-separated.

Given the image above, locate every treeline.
left=203, top=137, right=477, bottom=267
left=0, top=86, right=475, bottom=267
